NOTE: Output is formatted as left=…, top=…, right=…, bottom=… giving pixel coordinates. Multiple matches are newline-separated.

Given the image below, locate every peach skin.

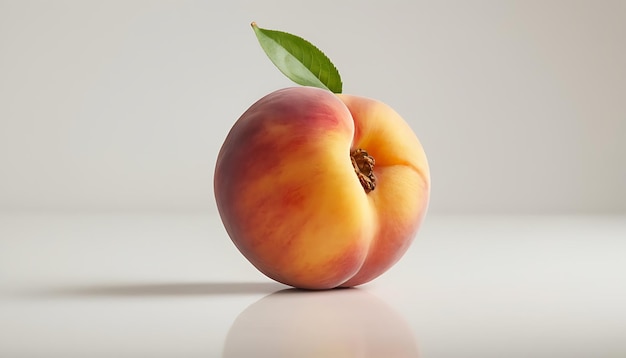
left=214, top=86, right=429, bottom=289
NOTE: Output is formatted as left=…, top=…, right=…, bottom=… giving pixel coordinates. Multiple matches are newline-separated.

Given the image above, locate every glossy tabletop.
left=1, top=212, right=625, bottom=357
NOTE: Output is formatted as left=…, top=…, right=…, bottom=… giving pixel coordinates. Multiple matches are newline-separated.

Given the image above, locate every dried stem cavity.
left=351, top=148, right=376, bottom=193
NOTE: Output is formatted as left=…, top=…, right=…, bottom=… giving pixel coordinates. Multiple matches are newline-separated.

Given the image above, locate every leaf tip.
left=250, top=21, right=258, bottom=29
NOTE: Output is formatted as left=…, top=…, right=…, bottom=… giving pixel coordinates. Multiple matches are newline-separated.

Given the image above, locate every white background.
left=1, top=2, right=625, bottom=357
left=2, top=0, right=624, bottom=214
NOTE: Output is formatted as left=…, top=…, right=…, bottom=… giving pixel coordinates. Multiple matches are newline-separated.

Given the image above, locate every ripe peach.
left=214, top=86, right=429, bottom=289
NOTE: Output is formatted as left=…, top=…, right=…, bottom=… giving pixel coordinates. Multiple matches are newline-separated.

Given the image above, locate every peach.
left=214, top=86, right=429, bottom=289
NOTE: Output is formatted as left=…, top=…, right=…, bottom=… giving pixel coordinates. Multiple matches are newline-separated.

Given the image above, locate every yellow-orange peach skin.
left=214, top=86, right=430, bottom=289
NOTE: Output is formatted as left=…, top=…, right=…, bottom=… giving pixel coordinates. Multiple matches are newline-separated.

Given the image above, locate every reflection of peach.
left=214, top=86, right=430, bottom=289
left=223, top=288, right=418, bottom=357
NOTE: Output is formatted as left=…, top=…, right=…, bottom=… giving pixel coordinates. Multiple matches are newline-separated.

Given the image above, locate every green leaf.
left=251, top=22, right=342, bottom=94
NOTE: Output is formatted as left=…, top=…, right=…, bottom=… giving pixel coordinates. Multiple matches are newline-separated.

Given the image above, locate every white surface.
left=1, top=212, right=625, bottom=357
left=1, top=0, right=625, bottom=214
